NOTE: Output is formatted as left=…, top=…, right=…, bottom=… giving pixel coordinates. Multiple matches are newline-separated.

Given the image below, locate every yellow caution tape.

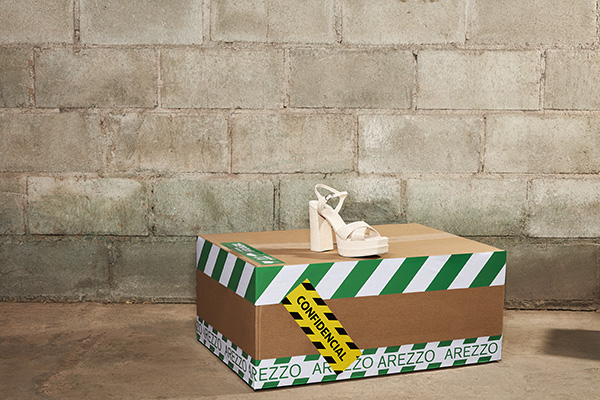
left=282, top=279, right=362, bottom=374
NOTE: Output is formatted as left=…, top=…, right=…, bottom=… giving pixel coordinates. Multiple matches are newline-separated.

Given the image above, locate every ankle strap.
left=315, top=184, right=348, bottom=213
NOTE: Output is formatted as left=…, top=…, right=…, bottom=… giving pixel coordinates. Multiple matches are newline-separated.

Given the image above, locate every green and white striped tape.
left=196, top=316, right=502, bottom=390
left=196, top=237, right=506, bottom=306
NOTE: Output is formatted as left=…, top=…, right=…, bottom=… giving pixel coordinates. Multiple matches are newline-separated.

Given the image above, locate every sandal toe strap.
left=337, top=221, right=380, bottom=241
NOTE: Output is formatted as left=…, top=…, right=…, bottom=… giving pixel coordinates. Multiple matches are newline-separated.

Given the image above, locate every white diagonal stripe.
left=315, top=261, right=358, bottom=299
left=235, top=262, right=254, bottom=297
left=403, top=254, right=452, bottom=293
left=196, top=237, right=205, bottom=267
left=218, top=252, right=237, bottom=286
left=255, top=264, right=308, bottom=305
left=355, top=258, right=405, bottom=297
left=490, top=264, right=506, bottom=286
left=203, top=244, right=220, bottom=277
left=447, top=252, right=494, bottom=290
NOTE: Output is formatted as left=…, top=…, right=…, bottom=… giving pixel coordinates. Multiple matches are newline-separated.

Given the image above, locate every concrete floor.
left=0, top=304, right=598, bottom=400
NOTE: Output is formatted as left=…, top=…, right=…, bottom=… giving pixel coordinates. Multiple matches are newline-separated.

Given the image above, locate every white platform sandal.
left=309, top=184, right=389, bottom=257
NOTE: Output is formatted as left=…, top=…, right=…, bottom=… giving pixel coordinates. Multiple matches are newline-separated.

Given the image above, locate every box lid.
left=199, top=223, right=501, bottom=267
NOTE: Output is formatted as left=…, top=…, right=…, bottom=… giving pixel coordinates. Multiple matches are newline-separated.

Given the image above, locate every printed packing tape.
left=196, top=316, right=502, bottom=390
left=196, top=237, right=507, bottom=306
left=282, top=279, right=362, bottom=373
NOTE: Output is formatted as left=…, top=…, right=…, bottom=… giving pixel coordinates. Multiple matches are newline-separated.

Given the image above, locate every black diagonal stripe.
left=324, top=356, right=336, bottom=364
left=333, top=369, right=343, bottom=375
left=324, top=312, right=338, bottom=321
left=346, top=341, right=359, bottom=350
left=289, top=311, right=303, bottom=320
left=335, top=327, right=348, bottom=335
left=302, top=281, right=316, bottom=291
left=313, top=297, right=327, bottom=306
left=302, top=326, right=315, bottom=335
left=281, top=297, right=291, bottom=305
left=312, top=341, right=326, bottom=350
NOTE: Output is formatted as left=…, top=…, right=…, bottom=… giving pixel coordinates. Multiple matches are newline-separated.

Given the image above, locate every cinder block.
left=0, top=237, right=109, bottom=300
left=405, top=177, right=528, bottom=236
left=80, top=0, right=202, bottom=45
left=162, top=48, right=284, bottom=109
left=28, top=177, right=149, bottom=235
left=290, top=49, right=414, bottom=108
left=231, top=113, right=355, bottom=173
left=546, top=51, right=600, bottom=110
left=486, top=114, right=600, bottom=173
left=0, top=112, right=102, bottom=172
left=343, top=0, right=466, bottom=45
left=359, top=114, right=482, bottom=173
left=35, top=48, right=157, bottom=108
left=110, top=237, right=196, bottom=300
left=212, top=0, right=335, bottom=43
left=418, top=51, right=540, bottom=110
left=528, top=178, right=600, bottom=238
left=0, top=175, right=26, bottom=235
left=477, top=237, right=599, bottom=307
left=468, top=0, right=596, bottom=46
left=279, top=176, right=404, bottom=230
left=105, top=113, right=228, bottom=172
left=0, top=48, right=30, bottom=107
left=0, top=0, right=73, bottom=44
left=153, top=178, right=274, bottom=235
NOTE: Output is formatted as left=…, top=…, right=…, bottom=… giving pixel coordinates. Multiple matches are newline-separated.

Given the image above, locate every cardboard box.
left=196, top=224, right=505, bottom=389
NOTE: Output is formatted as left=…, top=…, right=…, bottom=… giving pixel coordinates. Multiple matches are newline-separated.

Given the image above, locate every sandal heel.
left=309, top=200, right=333, bottom=252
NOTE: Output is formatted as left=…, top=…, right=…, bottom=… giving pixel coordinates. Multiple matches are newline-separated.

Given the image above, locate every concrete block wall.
left=1, top=0, right=598, bottom=309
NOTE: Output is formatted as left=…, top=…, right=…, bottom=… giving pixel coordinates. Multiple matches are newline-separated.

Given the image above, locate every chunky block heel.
left=309, top=200, right=334, bottom=252
left=309, top=184, right=388, bottom=258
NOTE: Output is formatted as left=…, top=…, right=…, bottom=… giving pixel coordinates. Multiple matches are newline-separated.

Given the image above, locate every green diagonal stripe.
left=412, top=343, right=427, bottom=350
left=489, top=335, right=502, bottom=341
left=322, top=374, right=337, bottom=382
left=362, top=348, right=377, bottom=355
left=332, top=259, right=382, bottom=299
left=197, top=239, right=213, bottom=271
left=293, top=378, right=309, bottom=386
left=470, top=251, right=506, bottom=288
left=380, top=257, right=427, bottom=295
left=427, top=363, right=442, bottom=369
left=426, top=253, right=472, bottom=291
left=253, top=266, right=284, bottom=303
left=478, top=356, right=492, bottom=363
left=262, top=381, right=279, bottom=389
left=304, top=354, right=321, bottom=361
left=227, top=258, right=246, bottom=292
left=211, top=249, right=229, bottom=281
left=350, top=371, right=366, bottom=379
left=243, top=270, right=257, bottom=303
left=438, top=340, right=453, bottom=347
left=453, top=359, right=467, bottom=366
left=287, top=262, right=334, bottom=297
left=401, top=366, right=415, bottom=373
left=274, top=357, right=291, bottom=364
